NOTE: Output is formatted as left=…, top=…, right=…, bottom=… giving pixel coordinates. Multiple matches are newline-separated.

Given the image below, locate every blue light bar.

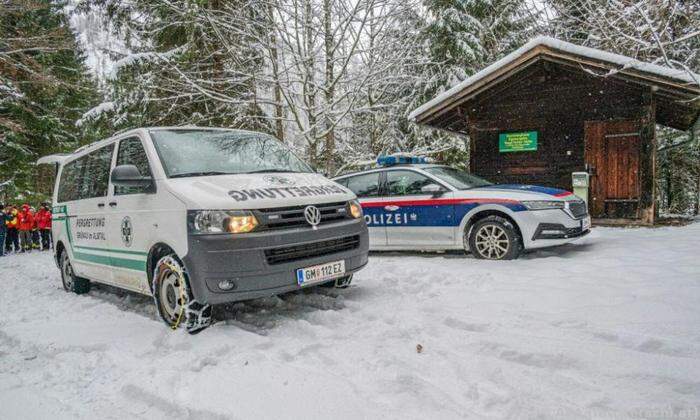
left=376, top=155, right=427, bottom=166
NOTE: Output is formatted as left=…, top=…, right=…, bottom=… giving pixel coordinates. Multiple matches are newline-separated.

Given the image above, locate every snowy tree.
left=82, top=0, right=455, bottom=173
left=423, top=0, right=534, bottom=93
left=543, top=0, right=699, bottom=83
left=0, top=0, right=99, bottom=202
left=265, top=0, right=395, bottom=172
left=79, top=0, right=273, bottom=132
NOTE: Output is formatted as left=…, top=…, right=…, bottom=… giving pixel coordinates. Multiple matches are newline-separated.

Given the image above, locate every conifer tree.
left=0, top=0, right=99, bottom=201
left=83, top=0, right=272, bottom=133
left=423, top=0, right=533, bottom=93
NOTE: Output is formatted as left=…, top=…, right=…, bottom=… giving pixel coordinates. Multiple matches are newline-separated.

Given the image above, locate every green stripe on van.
left=55, top=206, right=147, bottom=272
left=73, top=251, right=147, bottom=272
left=75, top=245, right=148, bottom=256
left=64, top=215, right=74, bottom=247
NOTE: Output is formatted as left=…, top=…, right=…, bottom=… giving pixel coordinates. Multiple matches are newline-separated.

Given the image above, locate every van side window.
left=80, top=144, right=114, bottom=199
left=344, top=173, right=380, bottom=198
left=115, top=137, right=152, bottom=195
left=57, top=156, right=87, bottom=203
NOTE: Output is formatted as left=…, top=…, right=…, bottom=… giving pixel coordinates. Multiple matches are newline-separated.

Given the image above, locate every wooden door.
left=584, top=120, right=641, bottom=218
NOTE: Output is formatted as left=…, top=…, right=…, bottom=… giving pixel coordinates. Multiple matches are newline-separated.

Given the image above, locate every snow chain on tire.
left=153, top=255, right=212, bottom=334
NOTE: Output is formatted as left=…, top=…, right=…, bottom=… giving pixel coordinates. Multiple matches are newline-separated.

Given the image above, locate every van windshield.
left=424, top=166, right=492, bottom=190
left=150, top=129, right=313, bottom=178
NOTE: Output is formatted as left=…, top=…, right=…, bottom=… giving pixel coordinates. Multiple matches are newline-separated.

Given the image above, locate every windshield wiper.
left=170, top=171, right=234, bottom=178
left=242, top=169, right=304, bottom=174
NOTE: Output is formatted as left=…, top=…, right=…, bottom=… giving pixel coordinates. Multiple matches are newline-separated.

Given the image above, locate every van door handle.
left=109, top=202, right=118, bottom=207
left=97, top=203, right=105, bottom=208
left=384, top=205, right=400, bottom=211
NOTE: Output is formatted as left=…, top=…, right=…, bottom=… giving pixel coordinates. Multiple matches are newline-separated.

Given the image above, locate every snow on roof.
left=409, top=36, right=700, bottom=121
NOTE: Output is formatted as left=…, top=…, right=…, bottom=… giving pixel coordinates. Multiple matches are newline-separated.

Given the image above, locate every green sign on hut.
left=499, top=131, right=538, bottom=152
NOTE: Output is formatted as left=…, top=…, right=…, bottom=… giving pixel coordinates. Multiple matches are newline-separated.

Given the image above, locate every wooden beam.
left=539, top=55, right=700, bottom=102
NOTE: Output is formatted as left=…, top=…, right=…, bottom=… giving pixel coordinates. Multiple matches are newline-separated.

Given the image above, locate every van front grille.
left=264, top=235, right=360, bottom=265
left=255, top=201, right=350, bottom=230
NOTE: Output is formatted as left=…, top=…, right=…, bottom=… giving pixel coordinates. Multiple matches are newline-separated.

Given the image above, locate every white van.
left=48, top=127, right=369, bottom=333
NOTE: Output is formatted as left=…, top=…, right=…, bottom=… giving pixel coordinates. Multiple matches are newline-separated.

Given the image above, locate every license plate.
left=296, top=260, right=345, bottom=286
left=581, top=216, right=591, bottom=231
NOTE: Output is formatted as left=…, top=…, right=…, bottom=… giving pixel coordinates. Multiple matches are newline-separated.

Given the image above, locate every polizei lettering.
left=364, top=212, right=414, bottom=226
left=229, top=184, right=346, bottom=201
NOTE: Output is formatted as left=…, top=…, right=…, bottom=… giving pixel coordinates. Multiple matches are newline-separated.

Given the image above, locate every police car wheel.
left=60, top=251, right=90, bottom=294
left=467, top=216, right=522, bottom=260
left=152, top=255, right=211, bottom=333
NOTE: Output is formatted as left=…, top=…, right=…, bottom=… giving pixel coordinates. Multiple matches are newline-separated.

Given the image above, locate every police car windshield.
left=424, top=167, right=492, bottom=190
left=151, top=130, right=313, bottom=178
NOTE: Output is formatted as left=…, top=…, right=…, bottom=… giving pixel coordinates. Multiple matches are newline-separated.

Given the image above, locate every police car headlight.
left=189, top=210, right=259, bottom=234
left=349, top=200, right=363, bottom=219
left=521, top=200, right=565, bottom=211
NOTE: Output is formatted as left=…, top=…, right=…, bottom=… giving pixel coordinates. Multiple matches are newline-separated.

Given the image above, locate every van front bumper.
left=182, top=218, right=369, bottom=305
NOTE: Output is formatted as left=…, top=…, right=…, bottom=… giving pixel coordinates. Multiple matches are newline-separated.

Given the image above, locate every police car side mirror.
left=111, top=164, right=152, bottom=188
left=421, top=184, right=445, bottom=196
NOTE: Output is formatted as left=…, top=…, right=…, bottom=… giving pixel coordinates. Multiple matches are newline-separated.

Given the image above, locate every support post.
left=638, top=91, right=657, bottom=225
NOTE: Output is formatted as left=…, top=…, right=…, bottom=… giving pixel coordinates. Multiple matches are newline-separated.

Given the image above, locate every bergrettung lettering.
left=229, top=184, right=345, bottom=201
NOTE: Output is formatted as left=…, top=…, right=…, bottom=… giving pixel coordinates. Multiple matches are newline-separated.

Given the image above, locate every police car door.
left=337, top=172, right=387, bottom=246
left=105, top=136, right=157, bottom=293
left=383, top=169, right=455, bottom=247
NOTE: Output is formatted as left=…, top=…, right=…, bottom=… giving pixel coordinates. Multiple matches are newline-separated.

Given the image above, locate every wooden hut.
left=409, top=36, right=700, bottom=224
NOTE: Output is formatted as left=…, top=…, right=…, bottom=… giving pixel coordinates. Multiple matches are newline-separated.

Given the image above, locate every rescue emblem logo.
left=304, top=205, right=321, bottom=227
left=263, top=175, right=295, bottom=186
left=121, top=216, right=133, bottom=247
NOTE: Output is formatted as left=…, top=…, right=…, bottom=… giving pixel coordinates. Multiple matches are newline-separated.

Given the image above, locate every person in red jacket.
left=35, top=203, right=52, bottom=251
left=18, top=204, right=35, bottom=252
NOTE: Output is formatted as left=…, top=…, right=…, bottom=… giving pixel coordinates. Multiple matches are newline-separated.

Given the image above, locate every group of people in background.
left=0, top=203, right=52, bottom=257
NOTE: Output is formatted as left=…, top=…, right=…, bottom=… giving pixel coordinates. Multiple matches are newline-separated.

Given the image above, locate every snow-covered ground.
left=1, top=224, right=699, bottom=419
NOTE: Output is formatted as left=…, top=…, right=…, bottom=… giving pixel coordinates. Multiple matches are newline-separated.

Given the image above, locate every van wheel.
left=467, top=216, right=522, bottom=260
left=152, top=255, right=211, bottom=334
left=60, top=251, right=90, bottom=294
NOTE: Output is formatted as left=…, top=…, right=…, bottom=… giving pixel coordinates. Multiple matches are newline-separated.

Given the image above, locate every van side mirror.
left=111, top=164, right=153, bottom=187
left=421, top=183, right=445, bottom=196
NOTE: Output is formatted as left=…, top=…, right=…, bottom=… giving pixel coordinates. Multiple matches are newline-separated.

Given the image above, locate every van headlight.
left=189, top=210, right=259, bottom=234
left=521, top=200, right=565, bottom=211
left=349, top=200, right=363, bottom=219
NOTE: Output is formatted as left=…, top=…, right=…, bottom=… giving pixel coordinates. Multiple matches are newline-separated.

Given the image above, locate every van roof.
left=66, top=126, right=262, bottom=158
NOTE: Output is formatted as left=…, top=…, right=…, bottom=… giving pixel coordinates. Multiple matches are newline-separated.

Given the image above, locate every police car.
left=43, top=127, right=369, bottom=333
left=333, top=156, right=590, bottom=260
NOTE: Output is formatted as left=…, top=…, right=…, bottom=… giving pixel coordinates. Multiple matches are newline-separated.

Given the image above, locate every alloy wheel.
left=474, top=224, right=510, bottom=259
